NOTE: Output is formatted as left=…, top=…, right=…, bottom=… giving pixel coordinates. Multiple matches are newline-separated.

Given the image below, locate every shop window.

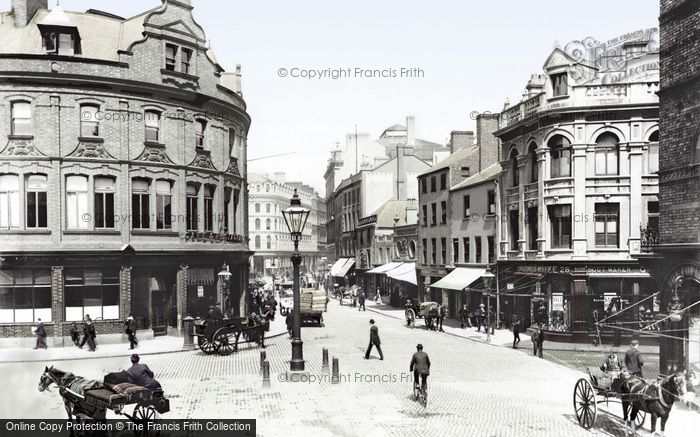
left=0, top=174, right=20, bottom=229
left=463, top=237, right=470, bottom=263
left=64, top=268, right=119, bottom=321
left=0, top=269, right=51, bottom=323
left=548, top=204, right=571, bottom=248
left=156, top=180, right=172, bottom=230
left=595, top=133, right=620, bottom=176
left=204, top=186, right=214, bottom=231
left=549, top=135, right=571, bottom=178
left=80, top=104, right=99, bottom=137
left=132, top=179, right=150, bottom=230
left=186, top=184, right=199, bottom=231
left=595, top=203, right=619, bottom=247
left=11, top=101, right=32, bottom=136
left=26, top=174, right=47, bottom=229
left=66, top=175, right=88, bottom=229
left=144, top=110, right=160, bottom=142
left=94, top=177, right=115, bottom=229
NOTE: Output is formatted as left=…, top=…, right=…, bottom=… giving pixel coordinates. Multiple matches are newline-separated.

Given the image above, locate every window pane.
left=27, top=192, right=37, bottom=227
left=105, top=192, right=114, bottom=228
left=132, top=179, right=149, bottom=193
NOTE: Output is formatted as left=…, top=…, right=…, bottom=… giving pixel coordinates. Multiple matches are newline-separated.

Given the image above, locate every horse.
left=620, top=370, right=687, bottom=436
left=38, top=366, right=106, bottom=421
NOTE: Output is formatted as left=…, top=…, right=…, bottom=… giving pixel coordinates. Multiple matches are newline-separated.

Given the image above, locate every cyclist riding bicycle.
left=410, top=343, right=431, bottom=394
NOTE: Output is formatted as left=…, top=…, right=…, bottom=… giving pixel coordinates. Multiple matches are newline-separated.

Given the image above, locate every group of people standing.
left=68, top=315, right=98, bottom=351
left=457, top=303, right=496, bottom=335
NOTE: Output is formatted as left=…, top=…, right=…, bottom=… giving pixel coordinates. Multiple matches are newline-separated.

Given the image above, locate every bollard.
left=321, top=348, right=329, bottom=373
left=262, top=360, right=271, bottom=388
left=259, top=350, right=267, bottom=375
left=331, top=357, right=339, bottom=384
left=182, top=316, right=195, bottom=350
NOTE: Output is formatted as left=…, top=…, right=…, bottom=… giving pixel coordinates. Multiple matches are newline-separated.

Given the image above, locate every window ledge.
left=144, top=141, right=165, bottom=147
left=8, top=135, right=34, bottom=140
left=131, top=230, right=179, bottom=236
left=547, top=95, right=570, bottom=102
left=0, top=229, right=51, bottom=234
left=78, top=136, right=104, bottom=143
left=160, top=68, right=199, bottom=81
left=63, top=229, right=120, bottom=235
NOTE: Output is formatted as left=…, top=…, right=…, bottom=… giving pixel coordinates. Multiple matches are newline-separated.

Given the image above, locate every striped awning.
left=188, top=268, right=215, bottom=285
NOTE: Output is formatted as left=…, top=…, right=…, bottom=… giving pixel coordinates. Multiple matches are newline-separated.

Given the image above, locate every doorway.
left=151, top=290, right=169, bottom=337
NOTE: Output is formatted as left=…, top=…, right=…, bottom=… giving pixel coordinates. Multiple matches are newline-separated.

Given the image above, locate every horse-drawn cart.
left=573, top=370, right=645, bottom=430
left=419, top=302, right=439, bottom=330
left=194, top=316, right=268, bottom=355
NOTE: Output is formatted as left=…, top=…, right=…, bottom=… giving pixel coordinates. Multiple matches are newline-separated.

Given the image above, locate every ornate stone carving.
left=1, top=138, right=45, bottom=157
left=136, top=143, right=174, bottom=163
left=67, top=140, right=116, bottom=159
left=189, top=149, right=216, bottom=170
left=396, top=239, right=408, bottom=257
left=225, top=157, right=241, bottom=178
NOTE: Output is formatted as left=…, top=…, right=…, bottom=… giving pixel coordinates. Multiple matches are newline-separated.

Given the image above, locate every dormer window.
left=551, top=72, right=568, bottom=97
left=165, top=44, right=177, bottom=71
left=38, top=6, right=81, bottom=56
left=181, top=48, right=193, bottom=74
left=42, top=31, right=78, bottom=55
left=164, top=44, right=195, bottom=74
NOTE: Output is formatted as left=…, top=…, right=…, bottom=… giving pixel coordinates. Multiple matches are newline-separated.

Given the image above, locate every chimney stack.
left=476, top=114, right=500, bottom=172
left=406, top=116, right=415, bottom=147
left=449, top=130, right=474, bottom=154
left=11, top=0, right=47, bottom=27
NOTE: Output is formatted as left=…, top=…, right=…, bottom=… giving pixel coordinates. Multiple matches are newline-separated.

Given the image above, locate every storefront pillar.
left=628, top=141, right=644, bottom=254
left=570, top=268, right=589, bottom=341
left=517, top=156, right=527, bottom=258
left=572, top=142, right=587, bottom=258
left=176, top=264, right=188, bottom=332
left=120, top=265, right=132, bottom=320
left=50, top=266, right=64, bottom=345
left=536, top=147, right=547, bottom=258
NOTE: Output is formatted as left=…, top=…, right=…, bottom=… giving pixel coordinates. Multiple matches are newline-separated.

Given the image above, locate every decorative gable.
left=543, top=48, right=577, bottom=71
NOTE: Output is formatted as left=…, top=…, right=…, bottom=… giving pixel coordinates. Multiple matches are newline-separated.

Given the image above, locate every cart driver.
left=600, top=353, right=622, bottom=373
left=127, top=354, right=162, bottom=391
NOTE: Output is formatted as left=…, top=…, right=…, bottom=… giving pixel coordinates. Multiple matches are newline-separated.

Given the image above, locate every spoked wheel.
left=573, top=378, right=597, bottom=429
left=212, top=327, right=236, bottom=356
left=634, top=409, right=646, bottom=428
left=133, top=405, right=157, bottom=422
left=197, top=335, right=216, bottom=354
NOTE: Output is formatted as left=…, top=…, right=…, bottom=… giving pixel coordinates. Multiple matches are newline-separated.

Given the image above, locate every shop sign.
left=552, top=294, right=564, bottom=311
left=197, top=285, right=204, bottom=298
left=516, top=265, right=571, bottom=274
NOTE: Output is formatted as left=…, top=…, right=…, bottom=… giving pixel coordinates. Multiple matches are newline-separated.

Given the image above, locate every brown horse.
left=620, top=371, right=687, bottom=436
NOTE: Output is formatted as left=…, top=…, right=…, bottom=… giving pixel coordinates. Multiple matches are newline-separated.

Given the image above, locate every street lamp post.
left=282, top=189, right=311, bottom=372
left=481, top=265, right=496, bottom=344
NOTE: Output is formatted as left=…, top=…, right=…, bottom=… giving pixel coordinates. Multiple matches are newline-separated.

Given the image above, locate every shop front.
left=497, top=261, right=656, bottom=344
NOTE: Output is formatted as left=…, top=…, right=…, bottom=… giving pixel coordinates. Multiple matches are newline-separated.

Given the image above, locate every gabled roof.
left=450, top=163, right=502, bottom=191
left=371, top=199, right=415, bottom=228
left=542, top=47, right=578, bottom=70
left=38, top=5, right=75, bottom=27
left=383, top=124, right=406, bottom=132
left=418, top=145, right=477, bottom=177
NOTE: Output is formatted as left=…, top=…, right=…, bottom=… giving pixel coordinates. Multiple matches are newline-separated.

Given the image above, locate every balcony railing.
left=640, top=226, right=658, bottom=252
left=185, top=231, right=244, bottom=244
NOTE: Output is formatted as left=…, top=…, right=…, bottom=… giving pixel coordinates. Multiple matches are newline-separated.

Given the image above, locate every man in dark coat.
left=512, top=316, right=521, bottom=349
left=34, top=318, right=47, bottom=349
left=436, top=304, right=446, bottom=332
left=458, top=305, right=470, bottom=329
left=125, top=315, right=138, bottom=350
left=79, top=315, right=96, bottom=351
left=127, top=354, right=162, bottom=390
left=533, top=326, right=544, bottom=358
left=358, top=291, right=366, bottom=311
left=364, top=319, right=383, bottom=360
left=475, top=304, right=486, bottom=332
left=410, top=343, right=431, bottom=392
left=70, top=322, right=80, bottom=346
left=624, top=339, right=644, bottom=377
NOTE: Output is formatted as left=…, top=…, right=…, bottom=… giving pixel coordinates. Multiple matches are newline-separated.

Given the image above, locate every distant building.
left=0, top=0, right=251, bottom=345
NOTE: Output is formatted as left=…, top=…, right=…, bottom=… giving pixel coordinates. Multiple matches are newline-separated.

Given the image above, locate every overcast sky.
left=2, top=0, right=659, bottom=193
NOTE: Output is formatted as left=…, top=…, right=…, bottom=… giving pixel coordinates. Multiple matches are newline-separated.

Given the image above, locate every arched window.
left=266, top=218, right=271, bottom=230
left=528, top=142, right=538, bottom=182
left=255, top=235, right=261, bottom=249
left=509, top=148, right=519, bottom=187
left=255, top=218, right=261, bottom=230
left=648, top=130, right=659, bottom=174
left=548, top=135, right=571, bottom=178
left=595, top=133, right=619, bottom=176
left=266, top=235, right=271, bottom=249
left=255, top=203, right=260, bottom=213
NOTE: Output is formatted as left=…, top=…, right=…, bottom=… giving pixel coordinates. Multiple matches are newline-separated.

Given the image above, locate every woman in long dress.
left=375, top=288, right=383, bottom=305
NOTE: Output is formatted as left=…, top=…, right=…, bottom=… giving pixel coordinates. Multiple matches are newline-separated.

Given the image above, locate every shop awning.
left=430, top=267, right=485, bottom=291
left=386, top=262, right=417, bottom=285
left=331, top=258, right=355, bottom=277
left=188, top=268, right=215, bottom=285
left=366, top=262, right=403, bottom=274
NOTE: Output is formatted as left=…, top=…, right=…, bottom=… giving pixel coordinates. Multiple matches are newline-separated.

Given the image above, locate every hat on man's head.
left=479, top=303, right=485, bottom=307
left=631, top=339, right=639, bottom=346
left=416, top=344, right=423, bottom=350
left=369, top=319, right=375, bottom=324
left=131, top=354, right=140, bottom=363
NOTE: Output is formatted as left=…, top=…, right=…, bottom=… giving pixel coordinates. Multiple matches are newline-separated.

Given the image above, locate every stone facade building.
left=494, top=31, right=660, bottom=341
left=0, top=0, right=251, bottom=345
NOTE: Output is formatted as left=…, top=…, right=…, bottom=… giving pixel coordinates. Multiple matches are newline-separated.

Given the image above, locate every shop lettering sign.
left=517, top=265, right=571, bottom=274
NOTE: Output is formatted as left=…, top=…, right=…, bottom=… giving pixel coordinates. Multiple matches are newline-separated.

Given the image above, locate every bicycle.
left=413, top=378, right=427, bottom=408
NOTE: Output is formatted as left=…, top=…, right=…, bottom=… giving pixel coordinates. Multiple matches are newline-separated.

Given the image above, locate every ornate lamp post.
left=481, top=265, right=496, bottom=344
left=217, top=263, right=232, bottom=316
left=282, top=189, right=311, bottom=372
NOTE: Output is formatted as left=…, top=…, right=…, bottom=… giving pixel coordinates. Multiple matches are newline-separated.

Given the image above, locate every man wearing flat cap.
left=624, top=339, right=644, bottom=377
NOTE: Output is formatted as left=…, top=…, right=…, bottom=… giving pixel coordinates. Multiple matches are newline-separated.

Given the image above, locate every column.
left=517, top=156, right=528, bottom=259
left=572, top=142, right=588, bottom=258
left=536, top=148, right=547, bottom=258
left=120, top=265, right=132, bottom=319
left=628, top=136, right=644, bottom=254
left=570, top=267, right=589, bottom=341
left=495, top=177, right=508, bottom=257
left=176, top=264, right=188, bottom=332
left=51, top=266, right=64, bottom=346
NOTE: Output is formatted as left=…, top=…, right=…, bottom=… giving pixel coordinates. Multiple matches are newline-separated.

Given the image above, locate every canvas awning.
left=336, top=258, right=356, bottom=277
left=430, top=267, right=485, bottom=291
left=188, top=268, right=215, bottom=285
left=366, top=262, right=403, bottom=274
left=386, top=262, right=417, bottom=285
left=331, top=258, right=355, bottom=277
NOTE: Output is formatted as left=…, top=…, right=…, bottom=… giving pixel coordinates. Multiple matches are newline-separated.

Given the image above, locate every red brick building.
left=0, top=0, right=251, bottom=345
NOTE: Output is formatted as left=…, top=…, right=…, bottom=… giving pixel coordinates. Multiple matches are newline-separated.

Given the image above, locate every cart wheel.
left=133, top=405, right=157, bottom=422
left=634, top=409, right=646, bottom=429
left=197, top=335, right=216, bottom=355
left=213, top=327, right=236, bottom=356
left=573, top=378, right=597, bottom=429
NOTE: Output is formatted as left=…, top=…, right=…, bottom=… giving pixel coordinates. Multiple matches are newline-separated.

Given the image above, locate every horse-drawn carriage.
left=194, top=315, right=268, bottom=355
left=419, top=302, right=439, bottom=330
left=573, top=362, right=690, bottom=434
left=39, top=366, right=169, bottom=422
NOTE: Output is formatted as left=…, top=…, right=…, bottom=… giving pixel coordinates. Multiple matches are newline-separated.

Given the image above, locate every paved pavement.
left=2, top=300, right=698, bottom=437
left=0, top=314, right=288, bottom=363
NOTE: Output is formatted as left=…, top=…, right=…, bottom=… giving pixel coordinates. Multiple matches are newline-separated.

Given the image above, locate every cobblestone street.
left=2, top=301, right=697, bottom=436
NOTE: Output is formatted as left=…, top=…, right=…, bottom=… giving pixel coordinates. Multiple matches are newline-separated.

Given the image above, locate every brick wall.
left=476, top=114, right=501, bottom=172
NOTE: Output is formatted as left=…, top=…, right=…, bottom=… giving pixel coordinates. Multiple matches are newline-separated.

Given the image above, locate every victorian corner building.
left=0, top=0, right=252, bottom=345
